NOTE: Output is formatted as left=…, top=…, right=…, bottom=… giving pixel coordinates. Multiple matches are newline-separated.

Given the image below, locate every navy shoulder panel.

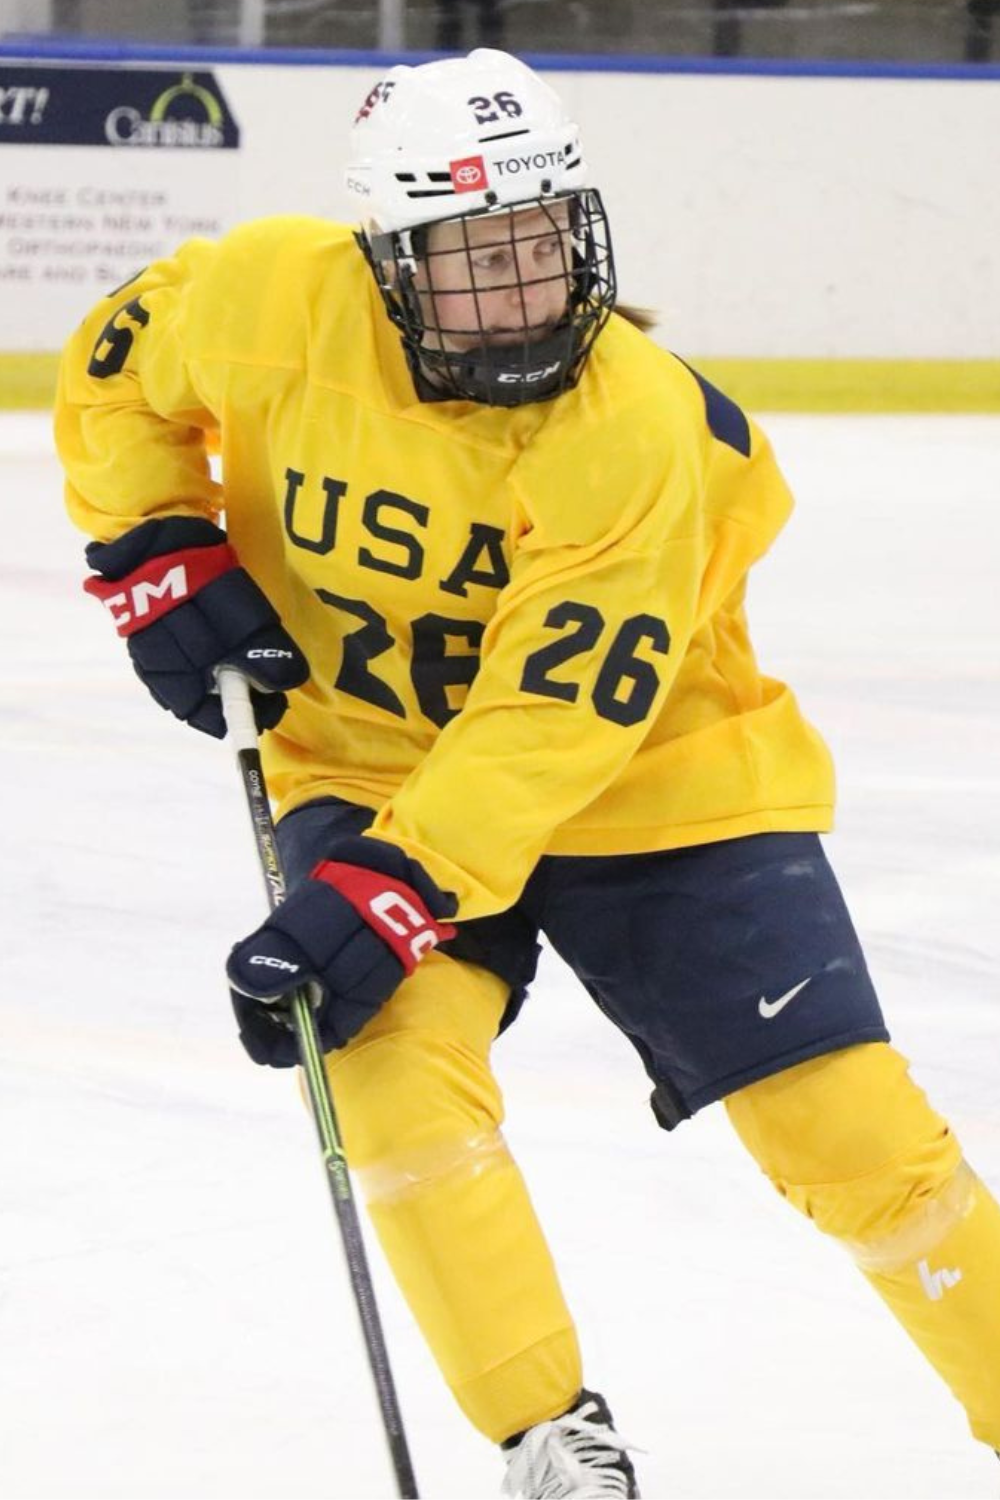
left=676, top=358, right=752, bottom=458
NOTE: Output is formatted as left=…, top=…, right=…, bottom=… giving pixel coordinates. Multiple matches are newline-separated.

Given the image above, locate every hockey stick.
left=216, top=665, right=420, bottom=1500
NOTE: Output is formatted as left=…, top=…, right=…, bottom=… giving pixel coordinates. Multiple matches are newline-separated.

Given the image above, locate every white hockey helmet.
left=345, top=50, right=616, bottom=407
left=346, top=49, right=587, bottom=233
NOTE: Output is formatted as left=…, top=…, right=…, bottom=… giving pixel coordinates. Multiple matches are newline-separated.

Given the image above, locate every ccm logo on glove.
left=249, top=954, right=301, bottom=973
left=84, top=544, right=234, bottom=635
left=82, top=516, right=309, bottom=739
left=312, top=860, right=455, bottom=972
left=226, top=836, right=459, bottom=1067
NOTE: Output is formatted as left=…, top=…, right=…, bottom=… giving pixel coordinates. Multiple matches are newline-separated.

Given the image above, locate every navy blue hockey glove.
left=226, top=836, right=458, bottom=1067
left=84, top=516, right=309, bottom=738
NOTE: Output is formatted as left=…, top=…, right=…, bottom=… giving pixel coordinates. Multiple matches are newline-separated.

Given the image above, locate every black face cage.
left=359, top=189, right=617, bottom=408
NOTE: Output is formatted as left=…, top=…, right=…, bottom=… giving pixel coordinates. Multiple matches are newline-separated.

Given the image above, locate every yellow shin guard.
left=321, top=953, right=581, bottom=1443
left=726, top=1043, right=1000, bottom=1447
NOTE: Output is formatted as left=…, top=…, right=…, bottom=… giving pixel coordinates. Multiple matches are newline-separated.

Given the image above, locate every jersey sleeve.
left=370, top=405, right=708, bottom=918
left=55, top=237, right=227, bottom=542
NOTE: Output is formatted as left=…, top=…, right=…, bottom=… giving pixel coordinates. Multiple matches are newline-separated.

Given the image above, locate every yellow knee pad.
left=724, top=1042, right=963, bottom=1248
left=322, top=950, right=510, bottom=1172
left=314, top=953, right=581, bottom=1442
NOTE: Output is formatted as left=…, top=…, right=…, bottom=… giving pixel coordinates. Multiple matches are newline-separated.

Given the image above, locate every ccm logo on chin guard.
left=497, top=363, right=561, bottom=385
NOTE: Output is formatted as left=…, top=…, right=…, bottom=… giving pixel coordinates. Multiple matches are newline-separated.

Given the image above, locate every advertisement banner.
left=0, top=65, right=240, bottom=147
left=0, top=61, right=241, bottom=346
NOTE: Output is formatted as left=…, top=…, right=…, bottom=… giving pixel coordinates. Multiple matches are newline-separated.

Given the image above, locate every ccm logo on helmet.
left=449, top=155, right=488, bottom=193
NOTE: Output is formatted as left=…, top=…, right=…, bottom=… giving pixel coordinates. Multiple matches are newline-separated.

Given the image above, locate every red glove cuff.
left=311, top=860, right=457, bottom=975
left=84, top=542, right=237, bottom=637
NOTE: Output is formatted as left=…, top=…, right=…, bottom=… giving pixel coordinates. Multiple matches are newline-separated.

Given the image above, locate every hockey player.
left=56, top=49, right=1000, bottom=1499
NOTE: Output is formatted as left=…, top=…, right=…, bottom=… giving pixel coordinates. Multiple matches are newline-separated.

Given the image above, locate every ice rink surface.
left=1, top=409, right=999, bottom=1500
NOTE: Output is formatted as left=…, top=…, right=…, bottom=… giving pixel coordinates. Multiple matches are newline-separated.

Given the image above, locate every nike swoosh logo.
left=758, top=977, right=813, bottom=1020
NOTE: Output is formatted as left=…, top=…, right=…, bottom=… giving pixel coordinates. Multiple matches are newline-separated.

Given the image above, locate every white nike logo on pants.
left=758, top=977, right=813, bottom=1019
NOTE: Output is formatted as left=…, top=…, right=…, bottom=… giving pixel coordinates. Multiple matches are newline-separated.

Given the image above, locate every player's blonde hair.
left=616, top=303, right=659, bottom=333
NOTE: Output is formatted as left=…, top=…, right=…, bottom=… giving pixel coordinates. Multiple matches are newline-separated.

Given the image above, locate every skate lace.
left=502, top=1401, right=635, bottom=1499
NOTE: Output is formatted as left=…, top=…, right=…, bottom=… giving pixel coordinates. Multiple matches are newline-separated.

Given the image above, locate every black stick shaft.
left=218, top=669, right=419, bottom=1499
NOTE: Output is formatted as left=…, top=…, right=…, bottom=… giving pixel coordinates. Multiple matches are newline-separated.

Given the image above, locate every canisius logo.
left=105, top=73, right=231, bottom=148
left=0, top=65, right=240, bottom=149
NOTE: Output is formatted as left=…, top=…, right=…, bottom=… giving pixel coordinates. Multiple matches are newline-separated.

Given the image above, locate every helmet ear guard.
left=347, top=51, right=617, bottom=406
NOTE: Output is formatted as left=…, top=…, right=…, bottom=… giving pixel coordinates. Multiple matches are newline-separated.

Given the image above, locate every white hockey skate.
left=501, top=1389, right=639, bottom=1499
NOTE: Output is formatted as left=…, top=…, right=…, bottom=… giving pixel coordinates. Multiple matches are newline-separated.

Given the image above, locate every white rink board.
left=0, top=54, right=998, bottom=358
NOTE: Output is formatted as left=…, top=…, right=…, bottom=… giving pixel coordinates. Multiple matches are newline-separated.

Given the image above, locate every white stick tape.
left=215, top=666, right=259, bottom=753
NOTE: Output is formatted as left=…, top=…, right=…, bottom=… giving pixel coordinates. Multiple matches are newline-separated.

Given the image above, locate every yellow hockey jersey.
left=56, top=215, right=834, bottom=919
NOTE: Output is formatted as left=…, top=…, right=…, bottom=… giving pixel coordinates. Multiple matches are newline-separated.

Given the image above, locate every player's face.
left=416, top=202, right=572, bottom=353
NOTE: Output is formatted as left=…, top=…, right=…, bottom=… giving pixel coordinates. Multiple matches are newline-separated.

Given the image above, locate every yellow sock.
left=726, top=1042, right=1000, bottom=1448
left=855, top=1163, right=1000, bottom=1447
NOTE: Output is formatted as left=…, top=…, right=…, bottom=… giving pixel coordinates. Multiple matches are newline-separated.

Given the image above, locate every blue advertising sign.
left=0, top=66, right=240, bottom=148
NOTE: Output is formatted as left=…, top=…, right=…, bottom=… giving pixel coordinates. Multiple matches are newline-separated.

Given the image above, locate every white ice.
left=1, top=410, right=998, bottom=1500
